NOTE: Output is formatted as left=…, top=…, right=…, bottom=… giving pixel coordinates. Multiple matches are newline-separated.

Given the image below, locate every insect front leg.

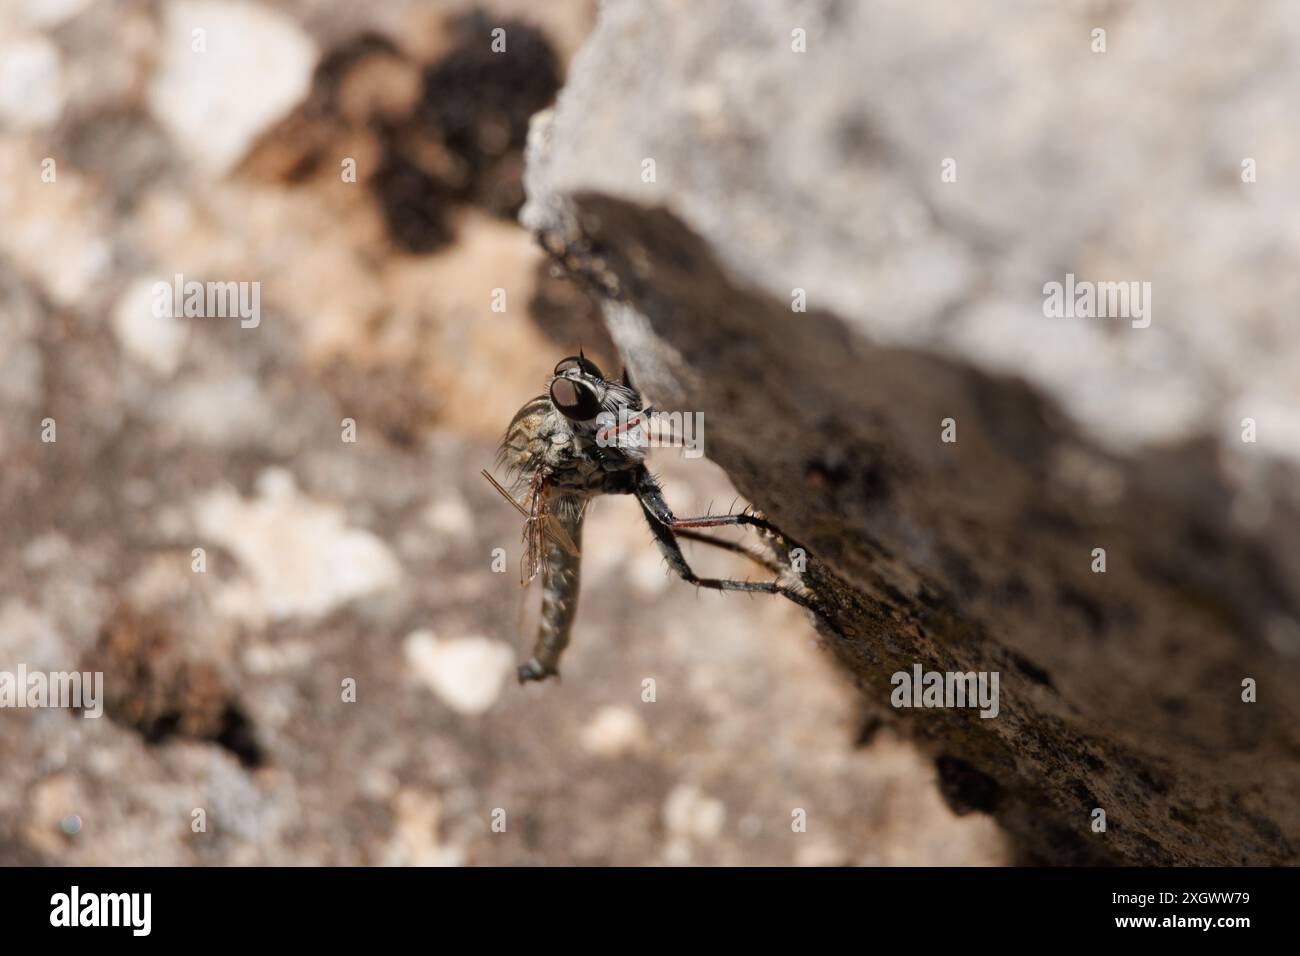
left=633, top=469, right=813, bottom=610
left=634, top=467, right=786, bottom=538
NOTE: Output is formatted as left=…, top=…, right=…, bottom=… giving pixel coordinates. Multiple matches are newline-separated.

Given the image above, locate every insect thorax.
left=500, top=396, right=645, bottom=497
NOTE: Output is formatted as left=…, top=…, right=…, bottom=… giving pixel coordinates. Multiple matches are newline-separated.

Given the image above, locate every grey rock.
left=523, top=0, right=1300, bottom=863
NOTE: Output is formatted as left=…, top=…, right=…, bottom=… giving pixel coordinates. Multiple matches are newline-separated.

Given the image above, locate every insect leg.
left=633, top=467, right=813, bottom=607
left=634, top=467, right=786, bottom=538
left=636, top=502, right=813, bottom=609
left=631, top=466, right=808, bottom=606
left=672, top=528, right=785, bottom=575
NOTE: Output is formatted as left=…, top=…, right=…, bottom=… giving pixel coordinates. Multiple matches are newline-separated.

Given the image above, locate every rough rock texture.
left=523, top=0, right=1300, bottom=864
left=0, top=0, right=1004, bottom=867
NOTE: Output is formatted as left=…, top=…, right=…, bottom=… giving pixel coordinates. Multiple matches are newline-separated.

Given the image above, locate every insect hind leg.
left=673, top=528, right=784, bottom=575
left=638, top=503, right=813, bottom=610
left=632, top=466, right=812, bottom=607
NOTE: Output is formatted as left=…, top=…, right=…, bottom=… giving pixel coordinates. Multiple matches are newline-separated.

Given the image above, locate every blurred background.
left=0, top=0, right=1004, bottom=864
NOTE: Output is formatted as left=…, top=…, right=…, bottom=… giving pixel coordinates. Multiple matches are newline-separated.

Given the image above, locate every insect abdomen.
left=518, top=506, right=585, bottom=682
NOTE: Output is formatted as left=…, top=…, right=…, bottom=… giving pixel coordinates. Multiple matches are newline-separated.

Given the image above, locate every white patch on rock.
left=0, top=599, right=63, bottom=670
left=663, top=784, right=726, bottom=840
left=16, top=0, right=95, bottom=29
left=661, top=783, right=727, bottom=865
left=0, top=36, right=64, bottom=130
left=629, top=547, right=672, bottom=597
left=403, top=629, right=514, bottom=716
left=124, top=553, right=194, bottom=609
left=794, top=841, right=850, bottom=867
left=112, top=277, right=189, bottom=376
left=242, top=640, right=316, bottom=675
left=383, top=788, right=464, bottom=867
left=0, top=146, right=111, bottom=307
left=422, top=494, right=473, bottom=544
left=580, top=705, right=649, bottom=757
left=158, top=375, right=269, bottom=447
left=147, top=1, right=317, bottom=176
left=21, top=532, right=70, bottom=570
left=193, top=468, right=402, bottom=621
left=22, top=774, right=87, bottom=857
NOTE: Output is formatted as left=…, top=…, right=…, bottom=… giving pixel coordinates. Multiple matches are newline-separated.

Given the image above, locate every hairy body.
left=489, top=353, right=807, bottom=682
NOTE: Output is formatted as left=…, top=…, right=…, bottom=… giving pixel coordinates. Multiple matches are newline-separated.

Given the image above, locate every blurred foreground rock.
left=523, top=0, right=1300, bottom=864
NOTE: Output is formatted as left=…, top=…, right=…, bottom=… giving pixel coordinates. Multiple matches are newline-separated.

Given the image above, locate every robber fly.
left=482, top=352, right=811, bottom=683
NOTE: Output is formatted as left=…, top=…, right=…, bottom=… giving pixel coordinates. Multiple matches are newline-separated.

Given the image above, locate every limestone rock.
left=522, top=0, right=1300, bottom=864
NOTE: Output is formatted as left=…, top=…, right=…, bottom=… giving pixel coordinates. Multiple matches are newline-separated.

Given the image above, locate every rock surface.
left=0, top=0, right=1004, bottom=867
left=523, top=0, right=1300, bottom=864
left=148, top=1, right=318, bottom=176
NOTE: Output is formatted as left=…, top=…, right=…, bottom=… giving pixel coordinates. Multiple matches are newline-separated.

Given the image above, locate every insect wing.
left=537, top=513, right=579, bottom=557
left=481, top=469, right=579, bottom=585
left=482, top=468, right=579, bottom=554
left=521, top=516, right=545, bottom=587
left=480, top=469, right=530, bottom=519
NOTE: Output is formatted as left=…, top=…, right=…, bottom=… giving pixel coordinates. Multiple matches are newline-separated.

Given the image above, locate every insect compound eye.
left=554, top=354, right=605, bottom=380
left=549, top=377, right=604, bottom=420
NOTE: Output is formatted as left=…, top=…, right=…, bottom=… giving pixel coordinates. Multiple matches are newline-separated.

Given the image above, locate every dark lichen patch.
left=369, top=145, right=457, bottom=252
left=87, top=607, right=265, bottom=769
left=1055, top=584, right=1106, bottom=636
left=1235, top=804, right=1294, bottom=856
left=1010, top=651, right=1055, bottom=690
left=916, top=584, right=950, bottom=612
left=993, top=573, right=1033, bottom=608
left=247, top=13, right=562, bottom=253
left=1069, top=778, right=1098, bottom=807
left=802, top=442, right=891, bottom=506
left=854, top=712, right=884, bottom=748
left=1158, top=695, right=1188, bottom=717
left=1132, top=763, right=1170, bottom=797
left=1168, top=804, right=1198, bottom=828
left=305, top=31, right=403, bottom=119
left=938, top=546, right=982, bottom=601
left=1010, top=814, right=1118, bottom=866
left=935, top=755, right=1003, bottom=815
left=417, top=12, right=561, bottom=212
